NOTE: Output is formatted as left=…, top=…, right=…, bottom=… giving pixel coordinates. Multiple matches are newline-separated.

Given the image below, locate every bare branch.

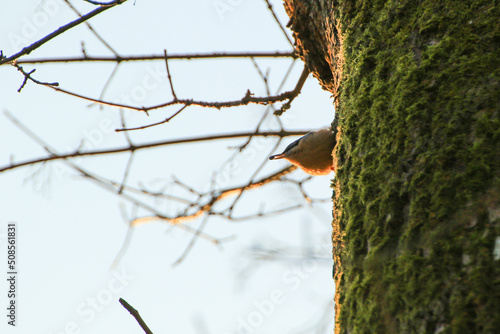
left=110, top=180, right=194, bottom=204
left=251, top=58, right=270, bottom=89
left=10, top=71, right=305, bottom=113
left=171, top=176, right=201, bottom=197
left=119, top=298, right=154, bottom=334
left=0, top=130, right=308, bottom=173
left=115, top=105, right=188, bottom=132
left=13, top=51, right=296, bottom=65
left=117, top=110, right=134, bottom=194
left=0, top=1, right=127, bottom=65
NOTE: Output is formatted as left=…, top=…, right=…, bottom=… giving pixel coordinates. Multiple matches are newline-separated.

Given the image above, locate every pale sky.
left=0, top=1, right=336, bottom=333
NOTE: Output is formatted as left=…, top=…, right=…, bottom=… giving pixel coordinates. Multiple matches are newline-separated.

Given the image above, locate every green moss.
left=332, top=0, right=500, bottom=332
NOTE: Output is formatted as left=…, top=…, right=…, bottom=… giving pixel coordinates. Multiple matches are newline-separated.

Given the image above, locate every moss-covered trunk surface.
left=285, top=0, right=499, bottom=332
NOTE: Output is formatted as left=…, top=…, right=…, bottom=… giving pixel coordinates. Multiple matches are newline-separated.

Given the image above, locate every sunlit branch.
left=0, top=130, right=308, bottom=173
left=130, top=165, right=298, bottom=226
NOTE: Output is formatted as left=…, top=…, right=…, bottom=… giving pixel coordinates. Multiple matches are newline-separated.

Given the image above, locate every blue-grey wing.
left=283, top=132, right=311, bottom=154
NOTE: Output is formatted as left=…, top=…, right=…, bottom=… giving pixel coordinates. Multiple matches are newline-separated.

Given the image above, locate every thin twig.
left=98, top=63, right=122, bottom=104
left=264, top=0, right=294, bottom=46
left=164, top=50, right=177, bottom=100
left=119, top=298, right=154, bottom=334
left=14, top=64, right=59, bottom=92
left=116, top=105, right=188, bottom=132
left=118, top=110, right=134, bottom=194
left=111, top=218, right=135, bottom=269
left=171, top=213, right=210, bottom=267
left=274, top=66, right=309, bottom=116
left=63, top=0, right=120, bottom=56
left=115, top=181, right=194, bottom=204
left=119, top=109, right=133, bottom=144
left=118, top=154, right=135, bottom=194
left=217, top=203, right=303, bottom=221
left=46, top=83, right=301, bottom=112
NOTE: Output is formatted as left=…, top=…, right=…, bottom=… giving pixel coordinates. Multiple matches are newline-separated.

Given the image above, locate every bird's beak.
left=269, top=153, right=286, bottom=160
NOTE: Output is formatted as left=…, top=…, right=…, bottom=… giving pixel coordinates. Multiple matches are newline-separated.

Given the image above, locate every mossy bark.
left=285, top=0, right=499, bottom=333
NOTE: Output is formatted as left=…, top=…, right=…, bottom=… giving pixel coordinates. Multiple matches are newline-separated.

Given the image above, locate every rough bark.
left=285, top=0, right=499, bottom=333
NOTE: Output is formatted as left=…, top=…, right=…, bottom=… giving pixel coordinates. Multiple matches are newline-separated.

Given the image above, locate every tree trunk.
left=285, top=1, right=499, bottom=333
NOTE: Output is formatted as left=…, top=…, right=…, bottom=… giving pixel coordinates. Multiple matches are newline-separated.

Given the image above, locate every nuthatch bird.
left=269, top=128, right=336, bottom=176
